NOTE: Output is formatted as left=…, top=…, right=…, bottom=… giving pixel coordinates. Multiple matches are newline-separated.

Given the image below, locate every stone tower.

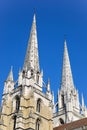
left=0, top=14, right=53, bottom=130
left=53, top=40, right=87, bottom=128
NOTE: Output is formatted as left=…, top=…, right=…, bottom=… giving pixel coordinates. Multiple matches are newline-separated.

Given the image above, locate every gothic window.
left=23, top=70, right=25, bottom=77
left=36, top=118, right=40, bottom=130
left=37, top=75, right=39, bottom=84
left=36, top=99, right=41, bottom=112
left=13, top=115, right=17, bottom=130
left=15, top=96, right=20, bottom=112
left=61, top=95, right=64, bottom=107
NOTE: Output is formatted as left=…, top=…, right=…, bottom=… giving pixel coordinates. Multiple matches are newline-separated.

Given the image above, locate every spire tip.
left=6, top=66, right=14, bottom=82
left=33, top=13, right=36, bottom=23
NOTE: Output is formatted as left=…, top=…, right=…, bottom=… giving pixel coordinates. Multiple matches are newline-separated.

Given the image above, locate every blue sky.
left=0, top=0, right=87, bottom=105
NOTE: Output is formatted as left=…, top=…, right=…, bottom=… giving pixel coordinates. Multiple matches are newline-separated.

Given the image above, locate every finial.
left=64, top=39, right=67, bottom=50
left=33, top=8, right=36, bottom=23
left=47, top=78, right=51, bottom=92
left=64, top=34, right=67, bottom=47
left=33, top=12, right=36, bottom=23
left=41, top=69, right=43, bottom=76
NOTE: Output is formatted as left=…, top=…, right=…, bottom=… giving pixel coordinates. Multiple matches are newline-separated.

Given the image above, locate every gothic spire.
left=6, top=67, right=14, bottom=82
left=61, top=40, right=74, bottom=90
left=23, top=14, right=40, bottom=72
left=82, top=93, right=85, bottom=109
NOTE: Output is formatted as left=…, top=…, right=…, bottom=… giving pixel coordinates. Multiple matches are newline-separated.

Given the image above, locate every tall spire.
left=61, top=40, right=74, bottom=90
left=23, top=14, right=40, bottom=72
left=6, top=67, right=14, bottom=82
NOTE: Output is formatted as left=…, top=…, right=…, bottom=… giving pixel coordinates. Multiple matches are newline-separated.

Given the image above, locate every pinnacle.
left=47, top=78, right=51, bottom=92
left=6, top=66, right=14, bottom=82
left=82, top=93, right=85, bottom=108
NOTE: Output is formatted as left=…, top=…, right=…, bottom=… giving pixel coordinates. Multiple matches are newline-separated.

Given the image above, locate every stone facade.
left=0, top=14, right=87, bottom=130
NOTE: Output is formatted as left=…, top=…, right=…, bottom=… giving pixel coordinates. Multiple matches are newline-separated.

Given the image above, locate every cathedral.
left=0, top=14, right=87, bottom=130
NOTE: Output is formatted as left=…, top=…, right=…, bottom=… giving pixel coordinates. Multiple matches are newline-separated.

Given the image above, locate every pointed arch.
left=36, top=98, right=42, bottom=113
left=36, top=118, right=41, bottom=130
left=15, top=95, right=20, bottom=112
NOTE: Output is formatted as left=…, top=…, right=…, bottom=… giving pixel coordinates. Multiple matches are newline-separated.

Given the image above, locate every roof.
left=53, top=118, right=87, bottom=130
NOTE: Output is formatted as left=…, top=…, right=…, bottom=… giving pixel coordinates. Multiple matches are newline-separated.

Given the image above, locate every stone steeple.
left=53, top=41, right=85, bottom=127
left=23, top=14, right=40, bottom=72
left=61, top=40, right=74, bottom=90
left=6, top=67, right=14, bottom=82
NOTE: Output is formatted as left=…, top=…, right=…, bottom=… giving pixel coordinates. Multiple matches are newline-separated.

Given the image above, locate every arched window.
left=15, top=96, right=20, bottom=112
left=13, top=115, right=17, bottom=130
left=36, top=118, right=40, bottom=130
left=36, top=99, right=41, bottom=112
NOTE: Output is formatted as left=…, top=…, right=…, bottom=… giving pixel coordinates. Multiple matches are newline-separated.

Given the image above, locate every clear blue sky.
left=0, top=0, right=87, bottom=105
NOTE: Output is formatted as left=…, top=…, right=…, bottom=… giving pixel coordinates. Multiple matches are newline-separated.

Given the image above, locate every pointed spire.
left=82, top=93, right=85, bottom=109
left=41, top=69, right=43, bottom=77
left=47, top=79, right=51, bottom=92
left=52, top=91, right=55, bottom=105
left=33, top=14, right=36, bottom=23
left=61, top=40, right=74, bottom=90
left=52, top=91, right=56, bottom=113
left=23, top=14, right=40, bottom=72
left=6, top=66, right=14, bottom=82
